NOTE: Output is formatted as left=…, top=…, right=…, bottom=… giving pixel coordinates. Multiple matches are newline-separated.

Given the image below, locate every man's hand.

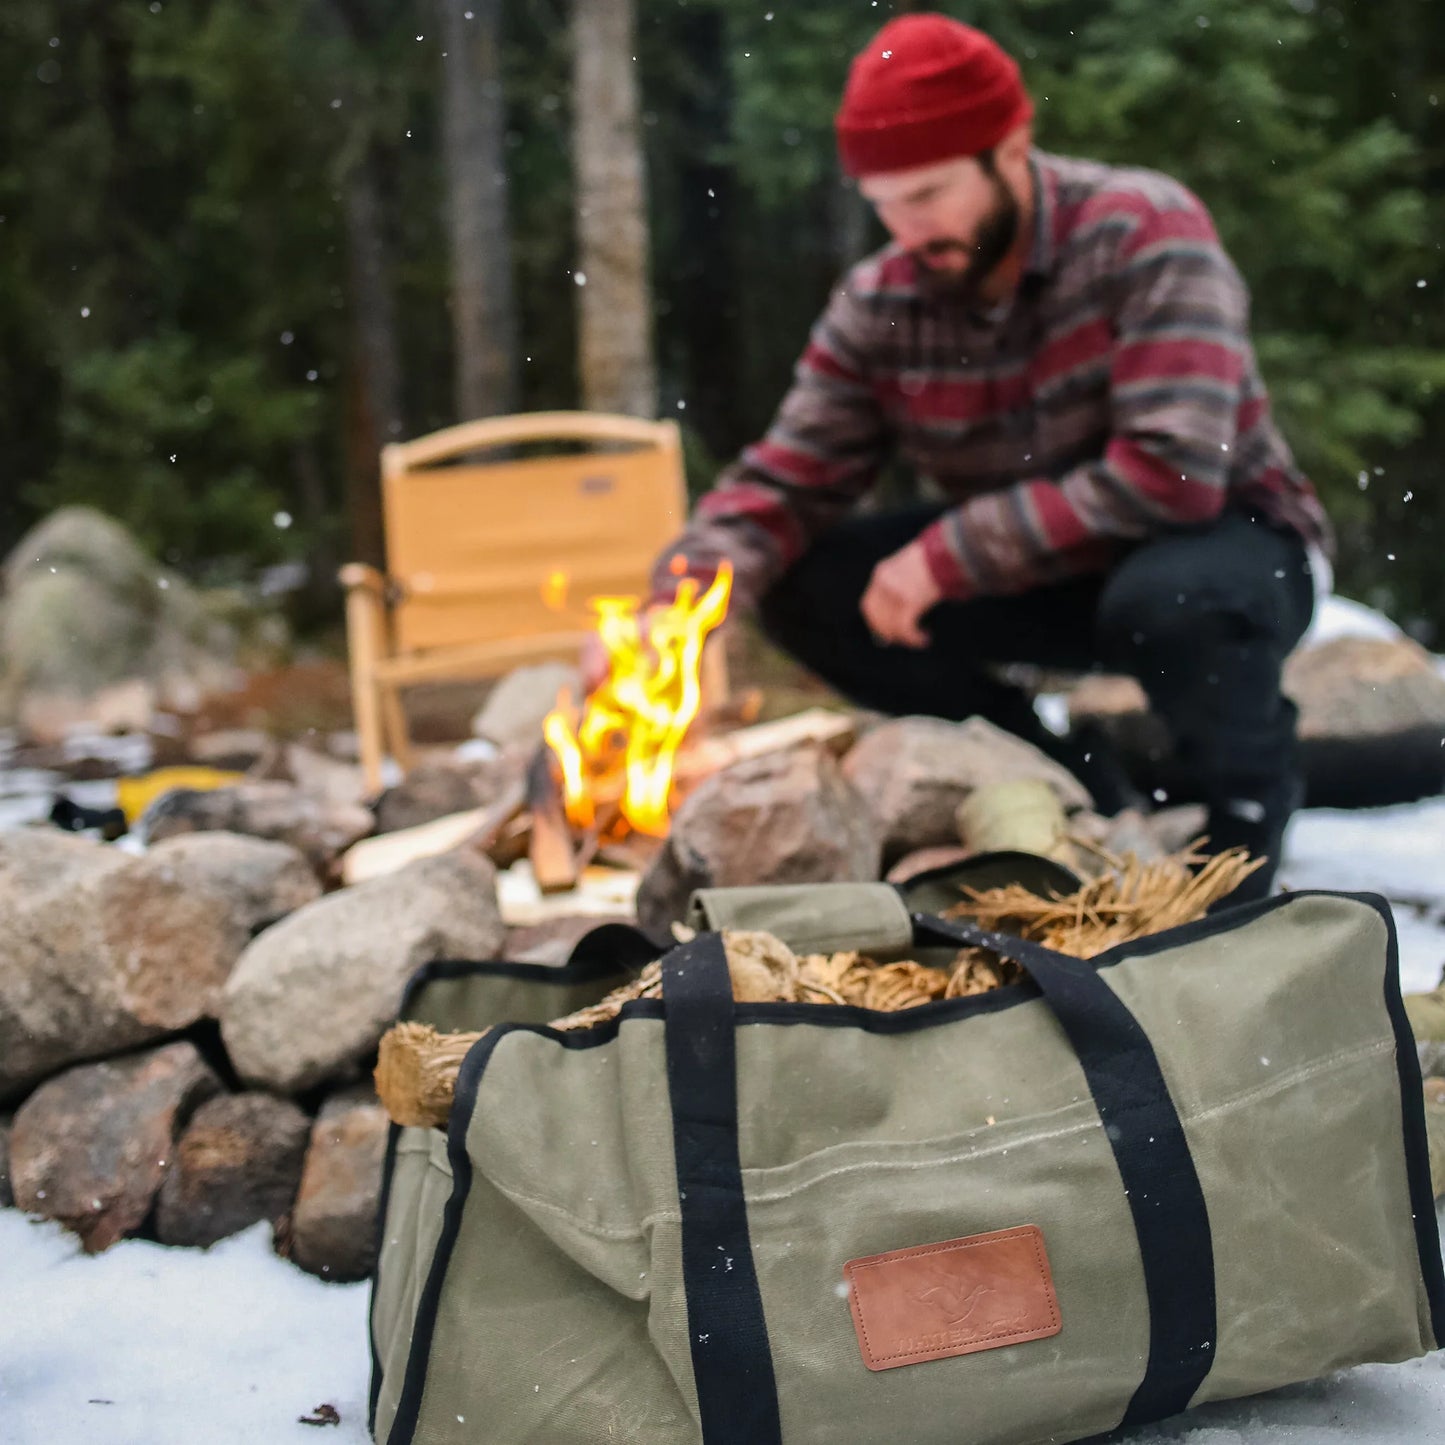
left=578, top=598, right=670, bottom=696
left=859, top=540, right=944, bottom=648
left=579, top=633, right=610, bottom=696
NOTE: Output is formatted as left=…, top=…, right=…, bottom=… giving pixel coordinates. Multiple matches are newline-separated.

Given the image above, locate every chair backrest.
left=380, top=412, right=688, bottom=656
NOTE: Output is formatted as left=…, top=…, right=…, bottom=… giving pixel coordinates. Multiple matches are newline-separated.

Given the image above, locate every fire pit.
left=338, top=561, right=857, bottom=918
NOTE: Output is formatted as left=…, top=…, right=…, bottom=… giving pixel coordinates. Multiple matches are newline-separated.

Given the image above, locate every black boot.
left=1204, top=772, right=1305, bottom=908
left=1030, top=719, right=1149, bottom=818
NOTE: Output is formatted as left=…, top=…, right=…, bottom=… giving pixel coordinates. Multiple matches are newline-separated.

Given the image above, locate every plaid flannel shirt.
left=654, top=150, right=1332, bottom=611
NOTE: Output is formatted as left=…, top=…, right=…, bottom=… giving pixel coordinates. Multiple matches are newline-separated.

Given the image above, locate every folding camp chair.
left=340, top=412, right=696, bottom=793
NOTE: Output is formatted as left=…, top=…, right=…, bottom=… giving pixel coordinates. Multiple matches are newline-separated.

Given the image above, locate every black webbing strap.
left=661, top=935, right=783, bottom=1445
left=916, top=914, right=1218, bottom=1426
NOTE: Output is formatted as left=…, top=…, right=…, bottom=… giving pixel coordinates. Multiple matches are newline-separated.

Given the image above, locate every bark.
left=436, top=0, right=518, bottom=421
left=828, top=167, right=873, bottom=273
left=673, top=5, right=740, bottom=452
left=318, top=0, right=403, bottom=569
left=571, top=0, right=657, bottom=418
left=340, top=149, right=402, bottom=569
left=292, top=441, right=340, bottom=619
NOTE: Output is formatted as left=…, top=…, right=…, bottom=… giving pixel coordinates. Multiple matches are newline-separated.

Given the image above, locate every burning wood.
left=542, top=561, right=732, bottom=837
left=524, top=747, right=582, bottom=894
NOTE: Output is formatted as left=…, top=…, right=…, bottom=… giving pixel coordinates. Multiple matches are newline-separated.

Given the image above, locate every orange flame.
left=544, top=562, right=732, bottom=836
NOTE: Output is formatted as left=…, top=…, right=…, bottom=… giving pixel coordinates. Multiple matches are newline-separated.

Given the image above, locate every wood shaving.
left=376, top=843, right=1262, bottom=1127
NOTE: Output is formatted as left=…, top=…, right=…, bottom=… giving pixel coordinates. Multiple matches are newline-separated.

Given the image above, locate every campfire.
left=343, top=554, right=1263, bottom=941
left=541, top=560, right=733, bottom=838
left=347, top=558, right=854, bottom=905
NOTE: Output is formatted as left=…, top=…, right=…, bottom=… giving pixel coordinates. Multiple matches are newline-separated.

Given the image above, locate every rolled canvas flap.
left=685, top=882, right=914, bottom=958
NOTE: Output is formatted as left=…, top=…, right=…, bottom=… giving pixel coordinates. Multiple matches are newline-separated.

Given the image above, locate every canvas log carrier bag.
left=368, top=885, right=1445, bottom=1445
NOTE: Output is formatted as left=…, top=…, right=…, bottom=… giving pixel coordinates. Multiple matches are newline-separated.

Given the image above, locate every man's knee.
left=1094, top=558, right=1240, bottom=667
left=1095, top=521, right=1309, bottom=666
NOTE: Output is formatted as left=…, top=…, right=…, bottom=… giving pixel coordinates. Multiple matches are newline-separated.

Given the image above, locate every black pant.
left=758, top=505, right=1315, bottom=814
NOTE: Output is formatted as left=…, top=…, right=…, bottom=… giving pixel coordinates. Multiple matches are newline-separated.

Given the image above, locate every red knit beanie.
left=835, top=14, right=1034, bottom=177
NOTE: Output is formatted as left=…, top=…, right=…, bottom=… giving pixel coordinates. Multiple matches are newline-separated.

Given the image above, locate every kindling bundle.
left=375, top=844, right=1261, bottom=1129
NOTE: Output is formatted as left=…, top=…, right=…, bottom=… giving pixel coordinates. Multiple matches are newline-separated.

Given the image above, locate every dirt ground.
left=189, top=620, right=844, bottom=748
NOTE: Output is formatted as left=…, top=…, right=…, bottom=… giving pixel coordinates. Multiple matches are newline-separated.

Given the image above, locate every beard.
left=911, top=174, right=1021, bottom=304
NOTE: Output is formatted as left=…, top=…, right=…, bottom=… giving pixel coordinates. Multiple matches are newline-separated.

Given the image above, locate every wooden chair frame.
left=340, top=411, right=704, bottom=794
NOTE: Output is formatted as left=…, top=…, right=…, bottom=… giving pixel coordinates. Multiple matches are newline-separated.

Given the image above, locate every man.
left=647, top=13, right=1333, bottom=900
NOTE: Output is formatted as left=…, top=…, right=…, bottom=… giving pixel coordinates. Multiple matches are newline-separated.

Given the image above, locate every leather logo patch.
left=843, top=1224, right=1060, bottom=1371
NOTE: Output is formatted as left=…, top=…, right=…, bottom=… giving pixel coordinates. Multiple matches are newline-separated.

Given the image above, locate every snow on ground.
left=0, top=1216, right=373, bottom=1444
left=1300, top=594, right=1405, bottom=649
left=1281, top=797, right=1445, bottom=996
left=1, top=1200, right=1443, bottom=1444
left=2, top=787, right=1445, bottom=1442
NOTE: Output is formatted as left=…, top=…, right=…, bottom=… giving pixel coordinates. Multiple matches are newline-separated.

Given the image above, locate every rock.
left=220, top=851, right=505, bottom=1094
left=637, top=744, right=882, bottom=937
left=1285, top=636, right=1445, bottom=738
left=504, top=914, right=621, bottom=965
left=373, top=751, right=527, bottom=835
left=146, top=833, right=322, bottom=935
left=139, top=781, right=373, bottom=878
left=188, top=728, right=273, bottom=772
left=1406, top=985, right=1445, bottom=1048
left=19, top=680, right=157, bottom=744
left=1, top=507, right=237, bottom=729
left=1070, top=638, right=1445, bottom=811
left=884, top=845, right=975, bottom=886
left=1069, top=637, right=1445, bottom=746
left=277, top=742, right=370, bottom=811
left=1145, top=804, right=1209, bottom=856
left=325, top=731, right=362, bottom=764
left=471, top=662, right=580, bottom=750
left=1425, top=1078, right=1445, bottom=1201
left=155, top=1093, right=311, bottom=1248
left=287, top=1088, right=389, bottom=1282
left=0, top=831, right=250, bottom=1100
left=1068, top=807, right=1164, bottom=865
left=9, top=1042, right=221, bottom=1252
left=248, top=737, right=371, bottom=811
left=841, top=716, right=1093, bottom=863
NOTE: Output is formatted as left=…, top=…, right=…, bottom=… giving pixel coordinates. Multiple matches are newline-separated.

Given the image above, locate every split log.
left=538, top=707, right=858, bottom=814
left=342, top=711, right=854, bottom=888
left=495, top=861, right=641, bottom=928
left=678, top=706, right=856, bottom=781
left=526, top=748, right=581, bottom=893
left=340, top=780, right=527, bottom=885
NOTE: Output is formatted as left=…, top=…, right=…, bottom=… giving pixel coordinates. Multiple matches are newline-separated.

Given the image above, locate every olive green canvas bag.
left=369, top=885, right=1444, bottom=1445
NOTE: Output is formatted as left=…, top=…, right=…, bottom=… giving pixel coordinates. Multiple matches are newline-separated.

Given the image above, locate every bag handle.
left=660, top=936, right=783, bottom=1444
left=659, top=920, right=1217, bottom=1435
left=913, top=913, right=1217, bottom=1425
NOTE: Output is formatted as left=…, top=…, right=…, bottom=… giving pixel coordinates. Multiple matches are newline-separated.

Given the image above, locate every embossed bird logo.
left=911, top=1271, right=995, bottom=1326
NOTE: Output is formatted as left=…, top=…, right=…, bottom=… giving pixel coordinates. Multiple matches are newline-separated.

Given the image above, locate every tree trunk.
left=341, top=150, right=402, bottom=569
left=436, top=0, right=518, bottom=422
left=672, top=4, right=740, bottom=455
left=828, top=166, right=873, bottom=273
left=291, top=440, right=341, bottom=623
left=571, top=0, right=657, bottom=418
